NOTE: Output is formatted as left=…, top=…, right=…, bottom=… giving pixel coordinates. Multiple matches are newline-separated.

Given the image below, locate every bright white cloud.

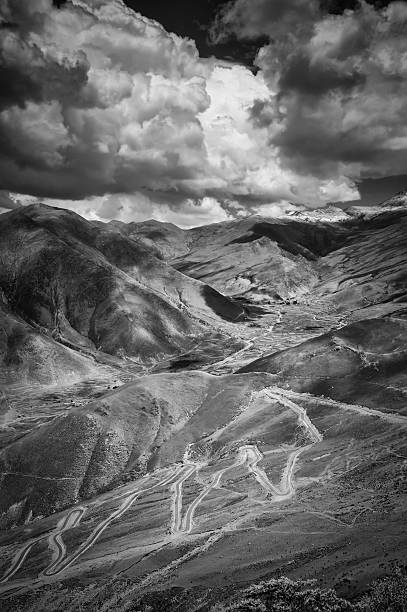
left=22, top=192, right=232, bottom=229
left=199, top=63, right=358, bottom=209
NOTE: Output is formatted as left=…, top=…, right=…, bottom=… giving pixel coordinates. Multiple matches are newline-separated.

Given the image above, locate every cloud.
left=0, top=0, right=212, bottom=201
left=199, top=62, right=358, bottom=209
left=210, top=0, right=319, bottom=42
left=26, top=192, right=232, bottom=229
left=0, top=0, right=365, bottom=225
left=214, top=0, right=407, bottom=186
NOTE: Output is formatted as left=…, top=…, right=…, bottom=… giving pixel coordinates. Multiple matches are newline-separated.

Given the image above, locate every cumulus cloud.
left=25, top=192, right=232, bottom=228
left=0, top=0, right=371, bottom=225
left=200, top=63, right=359, bottom=208
left=214, top=0, right=407, bottom=187
left=0, top=0, right=212, bottom=202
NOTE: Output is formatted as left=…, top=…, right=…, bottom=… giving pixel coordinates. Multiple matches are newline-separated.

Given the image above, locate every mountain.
left=0, top=292, right=102, bottom=388
left=103, top=219, right=192, bottom=259
left=317, top=208, right=407, bottom=311
left=0, top=205, right=245, bottom=372
left=378, top=189, right=407, bottom=209
left=170, top=215, right=348, bottom=302
left=286, top=204, right=351, bottom=223
left=1, top=197, right=407, bottom=610
left=344, top=189, right=407, bottom=219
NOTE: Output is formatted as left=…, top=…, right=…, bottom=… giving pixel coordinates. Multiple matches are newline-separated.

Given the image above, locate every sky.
left=0, top=0, right=406, bottom=227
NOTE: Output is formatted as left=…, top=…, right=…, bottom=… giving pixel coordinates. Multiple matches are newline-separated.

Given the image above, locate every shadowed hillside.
left=0, top=295, right=103, bottom=388
left=0, top=205, right=245, bottom=369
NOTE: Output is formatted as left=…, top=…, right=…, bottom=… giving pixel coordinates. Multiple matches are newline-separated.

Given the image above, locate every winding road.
left=0, top=508, right=86, bottom=585
left=0, top=385, right=325, bottom=585
left=43, top=466, right=185, bottom=577
left=0, top=539, right=41, bottom=585
left=264, top=389, right=323, bottom=443
left=180, top=448, right=248, bottom=534
left=1, top=465, right=184, bottom=584
left=170, top=464, right=197, bottom=534
left=45, top=508, right=86, bottom=575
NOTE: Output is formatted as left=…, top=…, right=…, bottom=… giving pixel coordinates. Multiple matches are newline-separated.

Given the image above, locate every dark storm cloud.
left=0, top=0, right=217, bottom=201
left=0, top=1, right=204, bottom=218
left=0, top=33, right=89, bottom=110
left=0, top=0, right=378, bottom=221
left=215, top=0, right=407, bottom=183
left=210, top=0, right=319, bottom=42
left=278, top=53, right=365, bottom=96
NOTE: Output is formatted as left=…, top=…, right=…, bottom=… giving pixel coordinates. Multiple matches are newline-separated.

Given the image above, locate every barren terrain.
left=0, top=197, right=406, bottom=610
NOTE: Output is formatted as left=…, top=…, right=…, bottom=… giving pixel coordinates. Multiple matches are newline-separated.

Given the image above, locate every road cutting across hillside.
left=180, top=447, right=248, bottom=534
left=45, top=508, right=86, bottom=575
left=1, top=386, right=325, bottom=585
left=43, top=465, right=185, bottom=577
left=264, top=389, right=323, bottom=443
left=0, top=540, right=40, bottom=585
left=170, top=464, right=198, bottom=534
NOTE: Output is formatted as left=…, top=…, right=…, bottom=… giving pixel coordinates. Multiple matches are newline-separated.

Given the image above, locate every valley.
left=0, top=198, right=407, bottom=611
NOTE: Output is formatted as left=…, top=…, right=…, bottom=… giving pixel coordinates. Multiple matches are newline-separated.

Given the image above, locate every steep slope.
left=0, top=295, right=101, bottom=388
left=171, top=216, right=348, bottom=302
left=317, top=209, right=407, bottom=312
left=0, top=205, right=244, bottom=366
left=1, top=198, right=407, bottom=607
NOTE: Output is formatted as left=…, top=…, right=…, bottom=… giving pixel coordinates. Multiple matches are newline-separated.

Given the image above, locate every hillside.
left=0, top=205, right=245, bottom=369
left=0, top=372, right=270, bottom=525
left=1, top=199, right=407, bottom=610
left=239, top=316, right=407, bottom=410
left=172, top=216, right=349, bottom=302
